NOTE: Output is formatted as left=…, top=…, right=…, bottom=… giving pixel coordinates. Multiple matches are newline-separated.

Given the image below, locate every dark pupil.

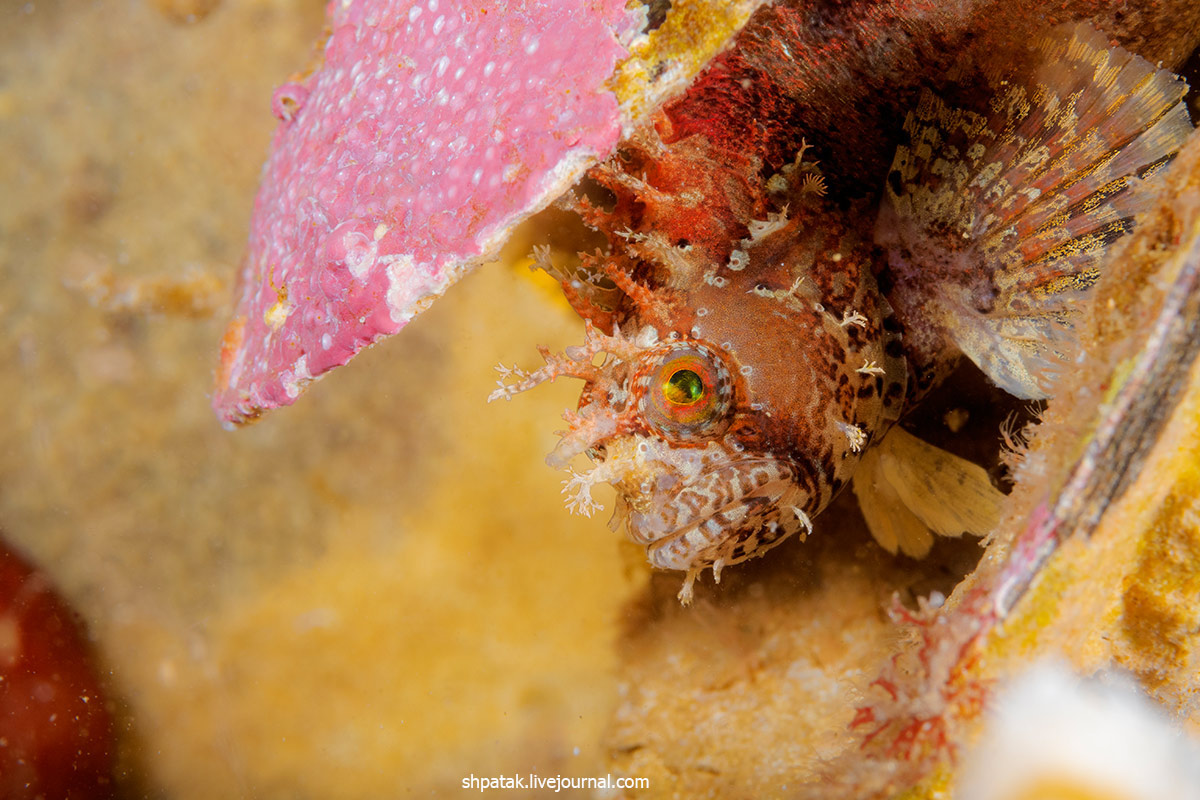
left=664, top=369, right=705, bottom=405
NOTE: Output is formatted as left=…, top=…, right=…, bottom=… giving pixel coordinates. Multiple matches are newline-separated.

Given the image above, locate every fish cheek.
left=725, top=322, right=843, bottom=477
left=732, top=333, right=869, bottom=523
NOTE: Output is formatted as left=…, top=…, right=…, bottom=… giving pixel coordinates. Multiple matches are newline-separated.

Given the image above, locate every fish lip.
left=623, top=456, right=797, bottom=549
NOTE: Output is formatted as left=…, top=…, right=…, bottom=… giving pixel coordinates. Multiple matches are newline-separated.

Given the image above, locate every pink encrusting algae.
left=213, top=0, right=642, bottom=425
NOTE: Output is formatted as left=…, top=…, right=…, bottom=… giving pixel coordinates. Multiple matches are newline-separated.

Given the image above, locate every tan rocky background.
left=4, top=1, right=1200, bottom=798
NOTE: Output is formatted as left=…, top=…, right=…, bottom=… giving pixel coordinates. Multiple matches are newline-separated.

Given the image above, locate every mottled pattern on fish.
left=491, top=20, right=1192, bottom=603
left=879, top=24, right=1193, bottom=400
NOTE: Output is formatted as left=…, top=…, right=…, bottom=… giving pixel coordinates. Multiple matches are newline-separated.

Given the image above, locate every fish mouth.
left=624, top=458, right=809, bottom=572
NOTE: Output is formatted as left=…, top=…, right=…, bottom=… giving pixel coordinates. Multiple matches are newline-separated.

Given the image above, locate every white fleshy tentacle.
left=487, top=320, right=645, bottom=403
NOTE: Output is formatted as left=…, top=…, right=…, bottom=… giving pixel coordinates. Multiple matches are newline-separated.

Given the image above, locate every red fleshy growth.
left=661, top=2, right=921, bottom=190
left=583, top=121, right=768, bottom=273
left=214, top=0, right=640, bottom=425
left=848, top=506, right=1063, bottom=779
left=851, top=593, right=993, bottom=767
left=0, top=544, right=114, bottom=799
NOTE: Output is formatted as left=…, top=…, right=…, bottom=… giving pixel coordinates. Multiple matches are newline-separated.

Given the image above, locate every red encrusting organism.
left=212, top=0, right=645, bottom=425
left=0, top=543, right=115, bottom=799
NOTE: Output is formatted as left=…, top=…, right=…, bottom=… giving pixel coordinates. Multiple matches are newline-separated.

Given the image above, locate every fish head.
left=492, top=215, right=905, bottom=595
left=570, top=335, right=816, bottom=578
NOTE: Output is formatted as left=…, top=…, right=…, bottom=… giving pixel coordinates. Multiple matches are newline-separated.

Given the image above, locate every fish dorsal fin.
left=852, top=426, right=1004, bottom=558
left=878, top=23, right=1193, bottom=399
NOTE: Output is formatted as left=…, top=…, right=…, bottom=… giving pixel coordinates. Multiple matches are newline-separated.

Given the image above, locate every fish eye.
left=664, top=369, right=704, bottom=405
left=637, top=343, right=734, bottom=441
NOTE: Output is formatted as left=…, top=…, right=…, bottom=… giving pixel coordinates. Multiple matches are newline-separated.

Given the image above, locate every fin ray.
left=878, top=22, right=1192, bottom=399
left=854, top=427, right=1004, bottom=558
left=853, top=445, right=935, bottom=558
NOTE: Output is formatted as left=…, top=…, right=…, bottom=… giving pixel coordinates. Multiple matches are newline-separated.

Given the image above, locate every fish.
left=489, top=22, right=1193, bottom=604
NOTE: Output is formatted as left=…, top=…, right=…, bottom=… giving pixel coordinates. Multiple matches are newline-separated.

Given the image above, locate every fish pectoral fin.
left=878, top=23, right=1193, bottom=400
left=853, top=426, right=1005, bottom=558
left=853, top=444, right=936, bottom=558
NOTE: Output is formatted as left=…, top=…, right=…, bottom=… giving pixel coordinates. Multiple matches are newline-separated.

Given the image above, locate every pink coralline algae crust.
left=214, top=0, right=638, bottom=425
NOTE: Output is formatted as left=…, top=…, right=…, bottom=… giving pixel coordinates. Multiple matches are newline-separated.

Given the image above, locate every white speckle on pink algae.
left=214, top=0, right=642, bottom=425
